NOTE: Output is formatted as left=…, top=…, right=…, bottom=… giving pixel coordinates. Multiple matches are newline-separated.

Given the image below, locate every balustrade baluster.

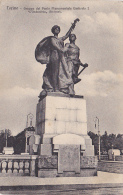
left=2, top=161, right=7, bottom=173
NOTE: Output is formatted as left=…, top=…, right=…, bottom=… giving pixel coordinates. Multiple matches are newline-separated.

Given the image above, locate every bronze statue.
left=65, top=34, right=88, bottom=85
left=35, top=19, right=79, bottom=95
left=35, top=19, right=88, bottom=97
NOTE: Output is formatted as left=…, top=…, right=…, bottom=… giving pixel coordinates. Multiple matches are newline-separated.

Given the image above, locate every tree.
left=88, top=131, right=123, bottom=155
left=108, top=133, right=116, bottom=149
left=115, top=134, right=123, bottom=150
left=101, top=131, right=109, bottom=152
left=0, top=129, right=12, bottom=152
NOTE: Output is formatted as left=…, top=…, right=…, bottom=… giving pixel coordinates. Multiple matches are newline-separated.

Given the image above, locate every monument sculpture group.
left=35, top=18, right=88, bottom=97
left=32, top=19, right=97, bottom=177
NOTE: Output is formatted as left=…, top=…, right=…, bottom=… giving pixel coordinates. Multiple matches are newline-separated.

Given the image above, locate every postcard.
left=0, top=0, right=123, bottom=194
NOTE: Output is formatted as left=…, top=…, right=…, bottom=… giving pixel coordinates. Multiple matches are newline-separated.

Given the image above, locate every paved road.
left=0, top=172, right=123, bottom=194
left=0, top=187, right=123, bottom=195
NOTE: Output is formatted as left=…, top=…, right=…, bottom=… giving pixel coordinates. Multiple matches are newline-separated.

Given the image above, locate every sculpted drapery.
left=35, top=19, right=80, bottom=95
left=36, top=36, right=73, bottom=94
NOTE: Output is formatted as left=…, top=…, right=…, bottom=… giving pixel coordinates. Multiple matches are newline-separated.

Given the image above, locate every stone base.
left=38, top=169, right=97, bottom=178
left=38, top=134, right=94, bottom=156
left=37, top=155, right=98, bottom=178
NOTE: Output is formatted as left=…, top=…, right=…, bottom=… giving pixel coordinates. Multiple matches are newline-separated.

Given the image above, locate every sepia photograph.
left=0, top=0, right=123, bottom=194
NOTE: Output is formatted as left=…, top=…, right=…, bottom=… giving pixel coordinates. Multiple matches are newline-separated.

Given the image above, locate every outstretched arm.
left=78, top=59, right=88, bottom=68
left=80, top=61, right=88, bottom=68
left=61, top=18, right=80, bottom=41
left=62, top=25, right=75, bottom=41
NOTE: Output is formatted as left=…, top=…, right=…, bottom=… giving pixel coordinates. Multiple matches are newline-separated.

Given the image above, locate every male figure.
left=65, top=34, right=88, bottom=84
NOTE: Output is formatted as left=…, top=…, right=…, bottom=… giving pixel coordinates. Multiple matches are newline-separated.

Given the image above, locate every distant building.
left=108, top=149, right=120, bottom=160
left=14, top=127, right=35, bottom=154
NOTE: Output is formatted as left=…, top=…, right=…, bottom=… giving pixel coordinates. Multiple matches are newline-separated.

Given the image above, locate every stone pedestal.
left=36, top=92, right=87, bottom=137
left=36, top=92, right=97, bottom=177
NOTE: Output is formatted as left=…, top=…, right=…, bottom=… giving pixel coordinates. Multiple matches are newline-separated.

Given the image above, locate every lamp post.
left=25, top=113, right=34, bottom=153
left=5, top=129, right=8, bottom=147
left=94, top=117, right=101, bottom=160
left=26, top=113, right=34, bottom=128
left=28, top=113, right=34, bottom=127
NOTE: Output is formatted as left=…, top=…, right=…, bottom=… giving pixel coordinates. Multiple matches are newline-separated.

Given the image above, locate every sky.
left=0, top=0, right=123, bottom=136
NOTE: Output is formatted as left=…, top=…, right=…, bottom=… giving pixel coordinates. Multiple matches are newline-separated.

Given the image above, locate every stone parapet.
left=115, top=155, right=123, bottom=161
left=98, top=161, right=123, bottom=174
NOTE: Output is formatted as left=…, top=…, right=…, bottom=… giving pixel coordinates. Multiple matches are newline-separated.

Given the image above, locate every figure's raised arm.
left=62, top=18, right=80, bottom=41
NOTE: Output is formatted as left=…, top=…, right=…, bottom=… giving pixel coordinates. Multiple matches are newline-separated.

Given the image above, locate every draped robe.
left=35, top=36, right=74, bottom=93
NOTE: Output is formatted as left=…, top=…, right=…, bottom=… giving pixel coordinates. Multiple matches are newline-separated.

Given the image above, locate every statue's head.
left=51, top=25, right=61, bottom=35
left=69, top=34, right=76, bottom=41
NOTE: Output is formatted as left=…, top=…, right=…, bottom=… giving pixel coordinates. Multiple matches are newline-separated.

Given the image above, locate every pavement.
left=0, top=171, right=123, bottom=191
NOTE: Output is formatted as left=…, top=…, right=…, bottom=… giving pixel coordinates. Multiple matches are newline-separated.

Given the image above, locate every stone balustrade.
left=97, top=155, right=123, bottom=161
left=114, top=155, right=123, bottom=161
left=0, top=155, right=37, bottom=176
left=97, top=155, right=109, bottom=160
